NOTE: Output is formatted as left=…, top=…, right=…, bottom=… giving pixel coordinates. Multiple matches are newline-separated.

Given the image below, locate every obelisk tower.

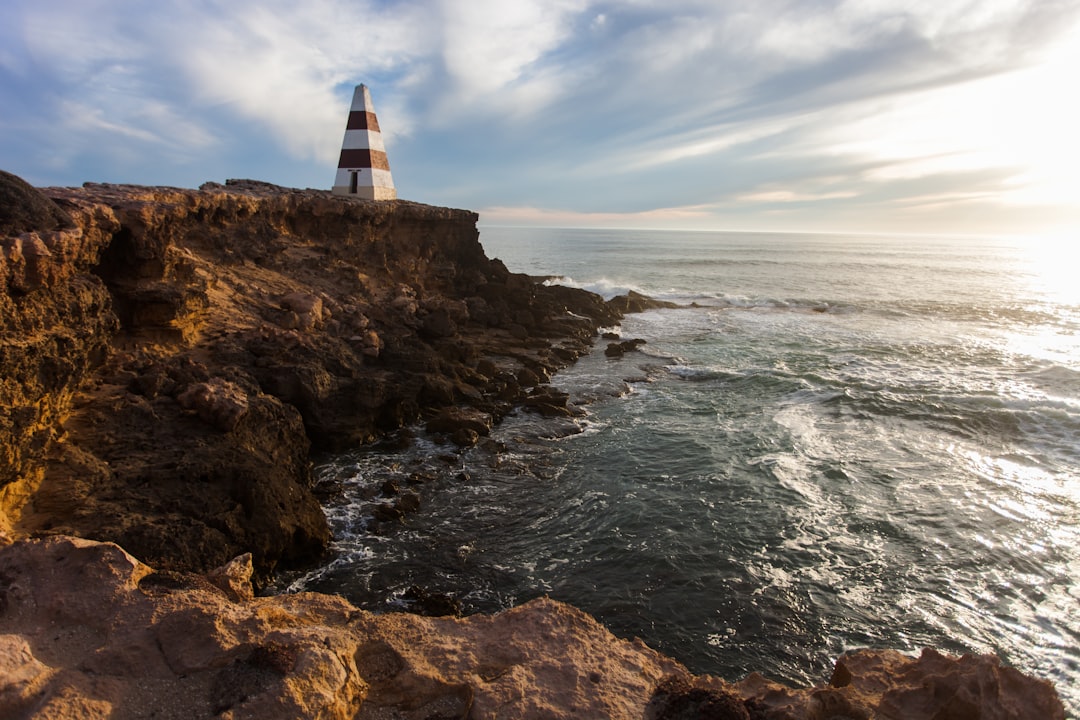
left=332, top=84, right=396, bottom=200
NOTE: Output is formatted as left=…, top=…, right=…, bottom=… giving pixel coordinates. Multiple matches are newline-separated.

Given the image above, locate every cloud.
left=168, top=0, right=432, bottom=163
left=737, top=189, right=859, bottom=204
left=2, top=0, right=1078, bottom=234
left=478, top=202, right=720, bottom=228
left=437, top=0, right=585, bottom=96
left=9, top=0, right=429, bottom=169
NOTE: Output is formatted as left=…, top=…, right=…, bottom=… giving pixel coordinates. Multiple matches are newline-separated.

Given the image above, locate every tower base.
left=331, top=185, right=397, bottom=200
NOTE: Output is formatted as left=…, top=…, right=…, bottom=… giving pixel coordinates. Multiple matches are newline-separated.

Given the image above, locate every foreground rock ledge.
left=0, top=536, right=1064, bottom=720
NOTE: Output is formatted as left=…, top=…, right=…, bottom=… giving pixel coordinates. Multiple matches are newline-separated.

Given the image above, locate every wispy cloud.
left=479, top=201, right=720, bottom=228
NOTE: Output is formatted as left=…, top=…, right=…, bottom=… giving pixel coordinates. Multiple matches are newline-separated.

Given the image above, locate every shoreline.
left=1, top=172, right=655, bottom=583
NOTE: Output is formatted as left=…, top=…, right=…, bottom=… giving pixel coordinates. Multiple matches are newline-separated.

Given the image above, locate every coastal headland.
left=0, top=170, right=1065, bottom=718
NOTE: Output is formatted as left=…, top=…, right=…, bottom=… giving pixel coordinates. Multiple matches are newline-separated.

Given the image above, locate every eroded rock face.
left=0, top=536, right=1065, bottom=720
left=1, top=174, right=626, bottom=581
left=1, top=174, right=118, bottom=536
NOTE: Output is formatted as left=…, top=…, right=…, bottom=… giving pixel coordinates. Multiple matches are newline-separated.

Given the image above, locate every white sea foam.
left=542, top=275, right=644, bottom=300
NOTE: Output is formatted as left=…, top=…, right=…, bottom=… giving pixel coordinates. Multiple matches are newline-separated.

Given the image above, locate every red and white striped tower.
left=332, top=84, right=396, bottom=200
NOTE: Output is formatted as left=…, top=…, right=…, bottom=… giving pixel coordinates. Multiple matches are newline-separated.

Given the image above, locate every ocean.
left=285, top=228, right=1080, bottom=714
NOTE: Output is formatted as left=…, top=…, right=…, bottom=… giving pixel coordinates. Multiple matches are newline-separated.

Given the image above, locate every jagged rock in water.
left=605, top=337, right=647, bottom=357
left=608, top=289, right=680, bottom=313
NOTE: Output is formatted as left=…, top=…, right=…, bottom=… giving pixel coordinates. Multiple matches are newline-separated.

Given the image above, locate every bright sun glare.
left=995, top=25, right=1080, bottom=214
left=832, top=21, right=1080, bottom=236
left=1021, top=237, right=1080, bottom=307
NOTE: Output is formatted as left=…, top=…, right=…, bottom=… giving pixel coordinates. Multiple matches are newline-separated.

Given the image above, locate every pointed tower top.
left=332, top=84, right=396, bottom=200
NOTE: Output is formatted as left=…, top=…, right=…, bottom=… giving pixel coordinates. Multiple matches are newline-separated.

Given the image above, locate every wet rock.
left=395, top=490, right=421, bottom=514
left=373, top=503, right=404, bottom=523
left=425, top=407, right=493, bottom=438
left=646, top=676, right=750, bottom=720
left=605, top=338, right=647, bottom=357
left=516, top=367, right=541, bottom=387
left=451, top=428, right=480, bottom=447
left=403, top=585, right=462, bottom=617
left=521, top=386, right=579, bottom=418
left=608, top=290, right=679, bottom=314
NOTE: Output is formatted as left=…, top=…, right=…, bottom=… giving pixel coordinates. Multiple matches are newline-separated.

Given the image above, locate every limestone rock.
left=521, top=386, right=579, bottom=417
left=176, top=377, right=250, bottom=432
left=0, top=634, right=52, bottom=716
left=279, top=291, right=324, bottom=331
left=728, top=646, right=1066, bottom=720
left=206, top=553, right=255, bottom=602
left=0, top=536, right=1067, bottom=720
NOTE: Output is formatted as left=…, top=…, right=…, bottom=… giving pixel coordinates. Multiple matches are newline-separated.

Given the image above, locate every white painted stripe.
left=339, top=129, right=386, bottom=152
left=369, top=169, right=394, bottom=188
left=333, top=168, right=395, bottom=189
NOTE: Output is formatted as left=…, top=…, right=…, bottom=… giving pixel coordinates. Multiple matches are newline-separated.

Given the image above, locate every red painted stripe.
left=346, top=111, right=381, bottom=132
left=338, top=148, right=391, bottom=171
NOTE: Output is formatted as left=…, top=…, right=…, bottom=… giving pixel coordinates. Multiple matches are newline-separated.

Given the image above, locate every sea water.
left=287, top=228, right=1080, bottom=715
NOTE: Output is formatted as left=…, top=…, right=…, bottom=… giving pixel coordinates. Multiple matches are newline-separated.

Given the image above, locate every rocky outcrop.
left=0, top=535, right=1065, bottom=719
left=1, top=175, right=628, bottom=582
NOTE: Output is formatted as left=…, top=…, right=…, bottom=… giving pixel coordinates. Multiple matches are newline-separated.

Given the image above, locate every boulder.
left=425, top=407, right=493, bottom=438
left=176, top=377, right=250, bottom=432
left=206, top=552, right=255, bottom=602
left=0, top=170, right=72, bottom=237
left=521, top=386, right=579, bottom=417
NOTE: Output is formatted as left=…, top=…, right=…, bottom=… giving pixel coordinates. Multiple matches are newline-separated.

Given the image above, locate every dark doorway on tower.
left=349, top=171, right=358, bottom=194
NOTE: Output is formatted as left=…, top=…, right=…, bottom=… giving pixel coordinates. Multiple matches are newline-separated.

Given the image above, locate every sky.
left=2, top=0, right=1079, bottom=237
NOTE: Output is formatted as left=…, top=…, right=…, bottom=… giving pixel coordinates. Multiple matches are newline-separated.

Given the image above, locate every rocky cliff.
left=0, top=171, right=625, bottom=582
